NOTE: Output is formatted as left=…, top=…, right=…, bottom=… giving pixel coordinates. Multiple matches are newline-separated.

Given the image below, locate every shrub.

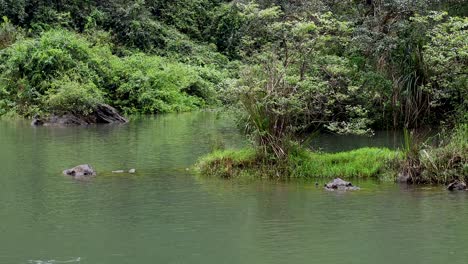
left=0, top=16, right=20, bottom=49
left=45, top=78, right=104, bottom=115
left=0, top=29, right=223, bottom=117
left=107, top=54, right=220, bottom=114
left=0, top=29, right=110, bottom=115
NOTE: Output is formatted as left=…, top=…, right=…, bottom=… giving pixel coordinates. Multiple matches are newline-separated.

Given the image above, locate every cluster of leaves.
left=0, top=16, right=21, bottom=49
left=0, top=29, right=225, bottom=116
left=347, top=1, right=467, bottom=128
left=422, top=14, right=467, bottom=123
left=107, top=53, right=225, bottom=114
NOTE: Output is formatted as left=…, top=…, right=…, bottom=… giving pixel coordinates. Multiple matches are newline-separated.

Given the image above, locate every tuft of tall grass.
left=399, top=125, right=468, bottom=184
left=399, top=128, right=424, bottom=183
left=194, top=148, right=260, bottom=179
left=418, top=125, right=467, bottom=183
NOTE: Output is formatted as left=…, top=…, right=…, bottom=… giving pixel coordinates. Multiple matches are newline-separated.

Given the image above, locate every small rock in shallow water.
left=128, top=169, right=136, bottom=173
left=63, top=164, right=96, bottom=178
left=324, top=178, right=360, bottom=191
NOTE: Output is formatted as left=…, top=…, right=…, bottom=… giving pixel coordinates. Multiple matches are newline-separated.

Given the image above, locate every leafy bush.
left=104, top=1, right=167, bottom=52
left=107, top=53, right=221, bottom=114
left=45, top=78, right=104, bottom=115
left=0, top=16, right=21, bottom=49
left=423, top=15, right=468, bottom=123
left=0, top=29, right=110, bottom=115
left=29, top=6, right=73, bottom=32
left=0, top=29, right=222, bottom=117
left=161, top=27, right=230, bottom=68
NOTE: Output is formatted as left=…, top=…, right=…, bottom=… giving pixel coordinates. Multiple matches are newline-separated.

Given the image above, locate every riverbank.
left=195, top=147, right=401, bottom=180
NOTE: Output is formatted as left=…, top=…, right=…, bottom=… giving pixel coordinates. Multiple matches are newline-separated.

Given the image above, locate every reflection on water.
left=0, top=112, right=466, bottom=264
left=28, top=257, right=81, bottom=264
left=309, top=130, right=405, bottom=152
left=309, top=128, right=439, bottom=152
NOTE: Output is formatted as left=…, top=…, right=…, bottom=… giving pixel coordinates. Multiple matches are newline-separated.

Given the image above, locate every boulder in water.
left=324, top=178, right=360, bottom=191
left=32, top=104, right=127, bottom=126
left=93, top=103, right=128, bottom=124
left=63, top=164, right=96, bottom=178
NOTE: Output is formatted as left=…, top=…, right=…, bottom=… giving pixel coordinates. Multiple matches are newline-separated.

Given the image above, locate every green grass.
left=195, top=126, right=467, bottom=183
left=195, top=147, right=402, bottom=180
left=290, top=147, right=401, bottom=179
left=195, top=148, right=260, bottom=179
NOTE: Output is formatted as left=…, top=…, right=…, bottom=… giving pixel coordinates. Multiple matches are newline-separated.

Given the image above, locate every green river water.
left=1, top=112, right=467, bottom=264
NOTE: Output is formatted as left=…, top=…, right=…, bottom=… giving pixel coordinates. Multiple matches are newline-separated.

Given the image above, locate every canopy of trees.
left=0, top=0, right=466, bottom=132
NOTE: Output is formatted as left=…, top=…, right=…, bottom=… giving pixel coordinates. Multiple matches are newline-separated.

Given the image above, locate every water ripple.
left=28, top=257, right=81, bottom=264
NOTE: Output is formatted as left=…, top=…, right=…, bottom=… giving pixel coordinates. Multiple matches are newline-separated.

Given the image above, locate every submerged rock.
left=447, top=180, right=467, bottom=191
left=32, top=104, right=127, bottom=126
left=324, top=178, right=360, bottom=191
left=111, top=169, right=136, bottom=173
left=63, top=164, right=96, bottom=179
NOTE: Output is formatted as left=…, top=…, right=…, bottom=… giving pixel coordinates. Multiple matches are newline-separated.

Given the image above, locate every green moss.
left=195, top=147, right=402, bottom=180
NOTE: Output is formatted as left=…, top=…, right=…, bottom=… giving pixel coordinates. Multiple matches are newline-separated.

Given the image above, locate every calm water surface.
left=0, top=112, right=467, bottom=264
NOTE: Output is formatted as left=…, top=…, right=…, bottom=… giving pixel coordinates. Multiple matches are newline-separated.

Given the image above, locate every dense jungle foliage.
left=1, top=0, right=466, bottom=127
left=0, top=1, right=466, bottom=181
